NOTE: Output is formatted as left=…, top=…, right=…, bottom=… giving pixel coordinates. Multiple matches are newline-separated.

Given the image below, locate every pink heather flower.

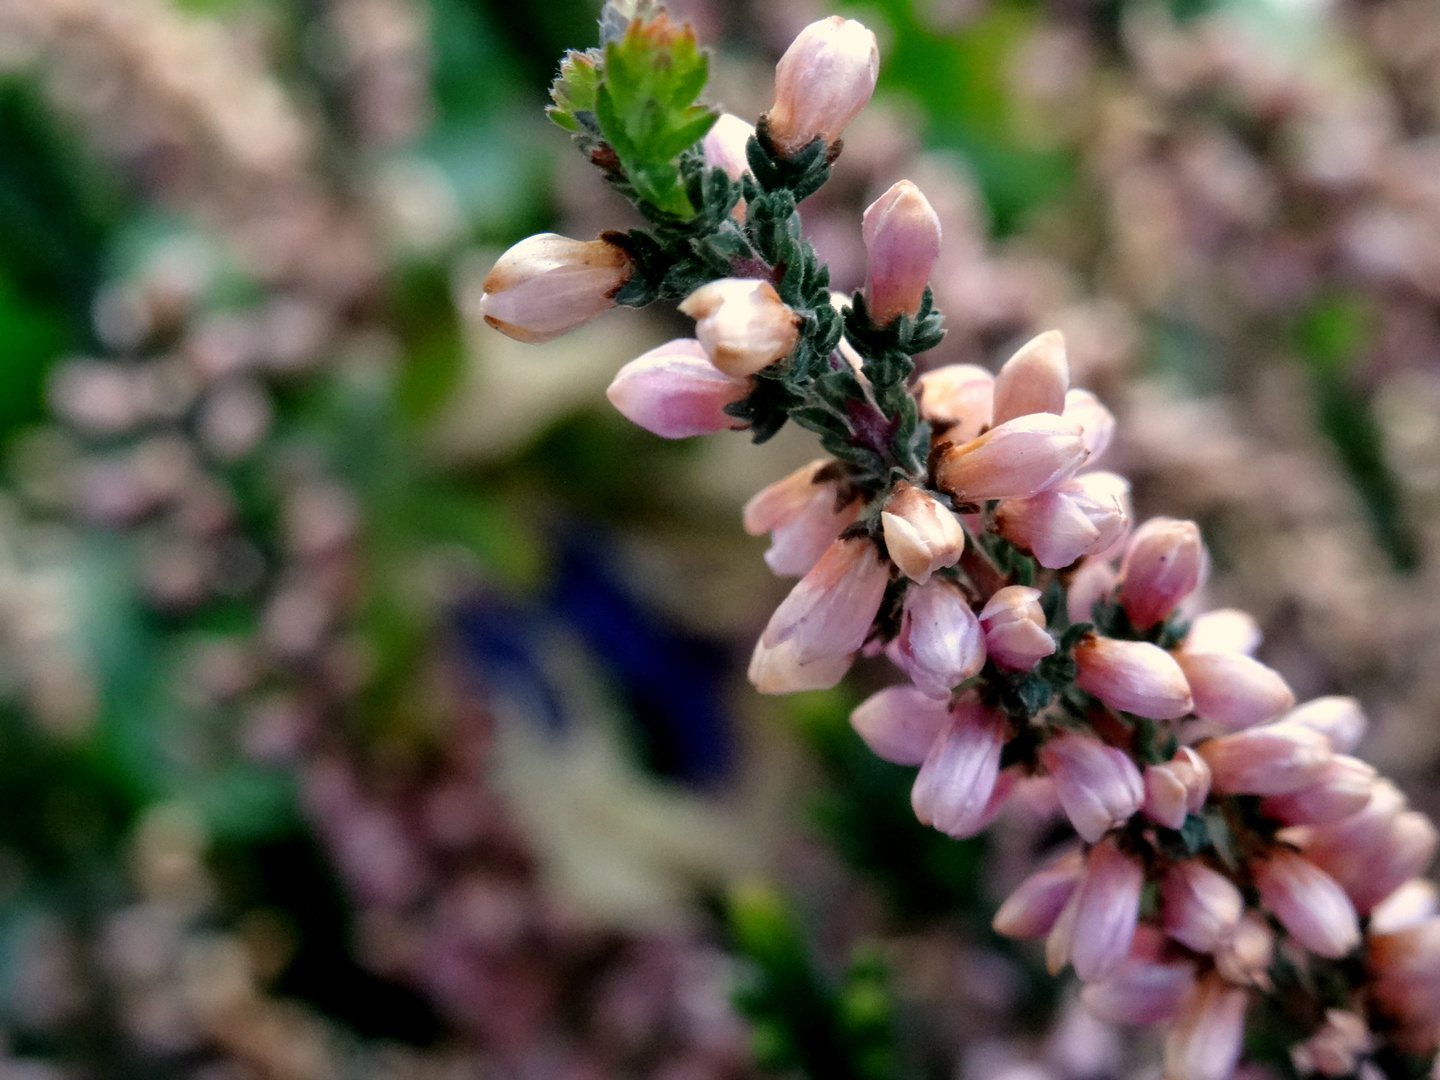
left=702, top=113, right=755, bottom=181
left=911, top=696, right=1007, bottom=838
left=1161, top=860, right=1244, bottom=954
left=979, top=585, right=1055, bottom=670
left=1080, top=956, right=1196, bottom=1025
left=992, top=330, right=1069, bottom=425
left=916, top=364, right=993, bottom=440
left=1281, top=696, right=1367, bottom=754
left=862, top=180, right=942, bottom=324
left=849, top=684, right=950, bottom=765
left=679, top=279, right=801, bottom=378
left=1047, top=837, right=1143, bottom=982
left=1073, top=635, right=1194, bottom=719
left=748, top=638, right=853, bottom=694
left=1259, top=756, right=1377, bottom=825
left=1117, top=517, right=1208, bottom=628
left=1174, top=651, right=1296, bottom=731
left=1067, top=559, right=1118, bottom=624
left=1199, top=723, right=1332, bottom=795
left=1163, top=973, right=1248, bottom=1080
left=743, top=460, right=859, bottom=577
left=1369, top=917, right=1440, bottom=1031
left=1215, top=910, right=1275, bottom=989
left=606, top=338, right=750, bottom=438
left=992, top=849, right=1085, bottom=939
left=994, top=471, right=1130, bottom=570
left=935, top=413, right=1088, bottom=502
left=1143, top=746, right=1212, bottom=829
left=766, top=16, right=879, bottom=155
left=1183, top=608, right=1262, bottom=656
left=1290, top=1010, right=1374, bottom=1078
left=479, top=233, right=631, bottom=343
left=894, top=579, right=986, bottom=699
left=1252, top=848, right=1360, bottom=959
left=1370, top=880, right=1439, bottom=935
left=880, top=481, right=965, bottom=584
left=1061, top=389, right=1116, bottom=464
left=1040, top=730, right=1144, bottom=843
left=1299, top=782, right=1439, bottom=914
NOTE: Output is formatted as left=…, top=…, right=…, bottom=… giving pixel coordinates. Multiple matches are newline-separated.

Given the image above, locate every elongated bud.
left=766, top=17, right=880, bottom=155
left=1290, top=1010, right=1374, bottom=1078
left=1040, top=730, right=1144, bottom=843
left=1200, top=723, right=1331, bottom=795
left=1370, top=880, right=1439, bottom=935
left=1143, top=746, right=1211, bottom=829
left=1183, top=609, right=1262, bottom=656
left=850, top=684, right=950, bottom=765
left=702, top=113, right=755, bottom=181
left=862, top=181, right=942, bottom=324
left=744, top=460, right=860, bottom=577
left=1301, top=784, right=1439, bottom=913
left=606, top=338, right=750, bottom=438
left=1062, top=389, right=1116, bottom=464
left=911, top=697, right=1006, bottom=838
left=993, top=331, right=1069, bottom=425
left=980, top=585, right=1055, bottom=671
left=1161, top=860, right=1243, bottom=953
left=916, top=364, right=993, bottom=440
left=1118, top=518, right=1207, bottom=628
left=995, top=472, right=1130, bottom=570
left=1067, top=560, right=1117, bottom=624
left=479, top=233, right=632, bottom=343
left=993, top=849, right=1085, bottom=939
left=936, top=413, right=1088, bottom=502
left=1164, top=973, right=1248, bottom=1080
left=1281, top=697, right=1367, bottom=754
left=1252, top=848, right=1360, bottom=959
left=895, top=579, right=986, bottom=699
left=1368, top=917, right=1440, bottom=1023
left=1052, top=837, right=1144, bottom=982
left=1260, top=756, right=1376, bottom=825
left=881, top=481, right=964, bottom=584
left=748, top=638, right=853, bottom=694
left=1215, top=910, right=1274, bottom=989
left=1081, top=956, right=1195, bottom=1025
left=679, top=279, right=801, bottom=378
left=1175, top=651, right=1295, bottom=731
left=1073, top=635, right=1194, bottom=720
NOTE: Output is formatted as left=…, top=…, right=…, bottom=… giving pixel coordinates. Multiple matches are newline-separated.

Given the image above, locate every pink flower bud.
left=862, top=180, right=942, bottom=324
left=992, top=331, right=1069, bottom=425
left=911, top=697, right=1007, bottom=838
left=606, top=338, right=750, bottom=438
left=1062, top=389, right=1116, bottom=464
left=1048, top=837, right=1144, bottom=982
left=850, top=684, right=951, bottom=765
left=1183, top=609, right=1262, bottom=656
left=1161, top=860, right=1244, bottom=954
left=1259, top=756, right=1376, bottom=825
left=1073, top=635, right=1194, bottom=720
left=1214, top=910, right=1274, bottom=989
left=702, top=113, right=755, bottom=181
left=1143, top=746, right=1212, bottom=829
left=1199, top=723, right=1332, bottom=795
left=748, top=639, right=855, bottom=694
left=1301, top=784, right=1439, bottom=913
left=1118, top=517, right=1208, bottom=628
left=1281, top=697, right=1367, bottom=754
left=992, top=849, right=1085, bottom=939
left=1163, top=973, right=1248, bottom=1080
left=766, top=17, right=880, bottom=155
left=1290, top=1010, right=1374, bottom=1078
left=479, top=233, right=632, bottom=343
left=979, top=585, right=1056, bottom=670
left=1174, top=652, right=1295, bottom=731
left=679, top=279, right=801, bottom=378
left=1369, top=917, right=1440, bottom=1030
left=916, top=364, right=993, bottom=440
left=894, top=579, right=986, bottom=699
left=1067, top=560, right=1118, bottom=624
left=1040, top=730, right=1144, bottom=843
left=743, top=460, right=860, bottom=577
left=881, top=481, right=965, bottom=584
left=1252, top=848, right=1360, bottom=959
left=1081, top=956, right=1196, bottom=1025
left=936, top=413, right=1088, bottom=502
left=1370, top=880, right=1438, bottom=935
left=995, top=472, right=1130, bottom=570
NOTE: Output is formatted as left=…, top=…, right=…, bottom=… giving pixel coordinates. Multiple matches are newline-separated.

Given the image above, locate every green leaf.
left=548, top=48, right=603, bottom=133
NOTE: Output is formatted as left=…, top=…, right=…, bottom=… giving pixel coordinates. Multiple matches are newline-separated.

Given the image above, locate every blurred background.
left=0, top=0, right=1437, bottom=1077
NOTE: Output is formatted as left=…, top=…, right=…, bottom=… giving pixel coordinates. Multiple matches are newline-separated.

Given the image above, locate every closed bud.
left=995, top=472, right=1130, bottom=570
left=1163, top=973, right=1248, bottom=1080
left=894, top=579, right=986, bottom=698
left=993, top=331, right=1069, bottom=424
left=850, top=684, right=950, bottom=765
left=1252, top=848, right=1360, bottom=959
left=1118, top=518, right=1208, bottom=628
left=916, top=364, right=993, bottom=440
left=1302, top=785, right=1438, bottom=913
left=1370, top=880, right=1439, bottom=935
left=743, top=460, right=859, bottom=577
left=1161, top=860, right=1244, bottom=954
left=479, top=233, right=632, bottom=343
left=606, top=338, right=750, bottom=438
left=766, top=16, right=879, bottom=155
left=1260, top=756, right=1376, bottom=825
left=1143, top=746, right=1212, bottom=829
left=862, top=181, right=942, bottom=324
left=1183, top=609, right=1262, bottom=656
left=1281, top=697, right=1367, bottom=754
left=1040, top=730, right=1144, bottom=843
left=1074, top=635, right=1194, bottom=719
left=1368, top=917, right=1440, bottom=1028
left=1175, top=651, right=1296, bottom=731
left=1199, top=723, right=1332, bottom=795
left=679, top=279, right=801, bottom=378
left=748, top=638, right=852, bottom=694
left=1290, top=1010, right=1374, bottom=1078
left=936, top=413, right=1088, bottom=502
left=1215, top=910, right=1274, bottom=989
left=1062, top=389, right=1116, bottom=464
left=702, top=113, right=755, bottom=181
left=1082, top=956, right=1196, bottom=1025
left=993, top=849, right=1085, bottom=939
left=881, top=481, right=965, bottom=584
left=911, top=697, right=1007, bottom=838
left=1049, top=837, right=1144, bottom=982
left=1067, top=559, right=1118, bottom=624
left=980, top=585, right=1055, bottom=670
